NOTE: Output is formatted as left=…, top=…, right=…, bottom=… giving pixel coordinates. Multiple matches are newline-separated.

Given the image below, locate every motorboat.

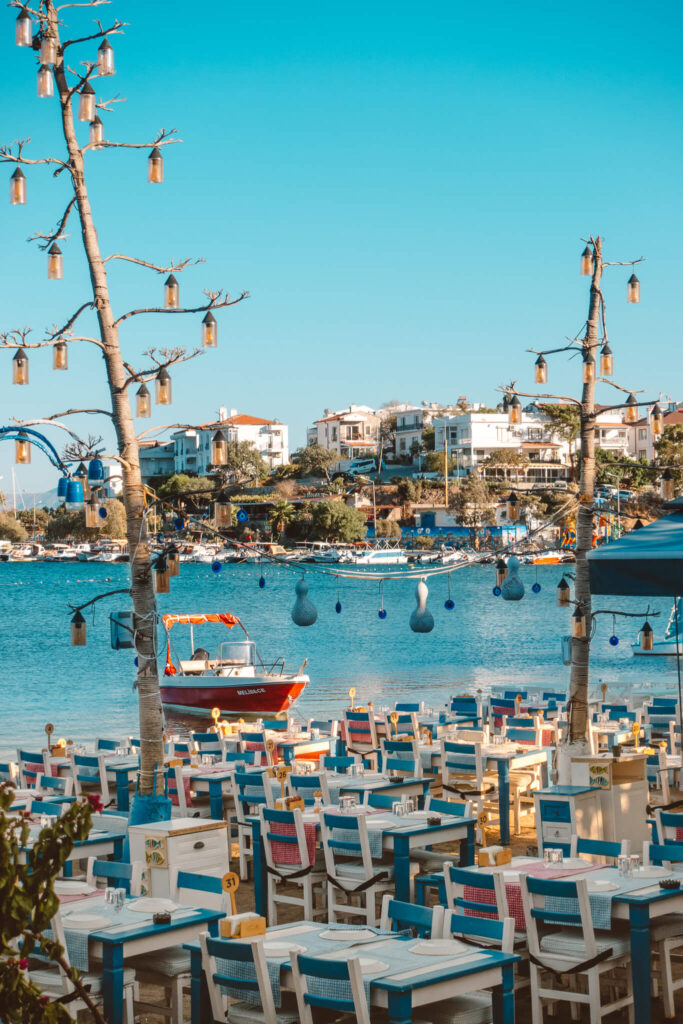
left=633, top=599, right=683, bottom=656
left=160, top=612, right=309, bottom=716
left=340, top=541, right=409, bottom=565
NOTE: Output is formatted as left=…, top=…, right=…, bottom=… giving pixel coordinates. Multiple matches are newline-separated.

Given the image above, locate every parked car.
left=553, top=480, right=569, bottom=490
left=617, top=489, right=635, bottom=501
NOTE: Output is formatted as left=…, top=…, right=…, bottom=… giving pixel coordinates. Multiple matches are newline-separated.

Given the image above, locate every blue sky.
left=2, top=0, right=682, bottom=496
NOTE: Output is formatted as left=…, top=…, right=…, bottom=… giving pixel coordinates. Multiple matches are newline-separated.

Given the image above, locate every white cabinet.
left=129, top=817, right=229, bottom=898
left=570, top=754, right=649, bottom=848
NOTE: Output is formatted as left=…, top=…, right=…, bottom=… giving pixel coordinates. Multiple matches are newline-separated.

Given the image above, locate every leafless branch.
left=135, top=423, right=203, bottom=441
left=28, top=197, right=77, bottom=250
left=114, top=290, right=249, bottom=327
left=61, top=431, right=104, bottom=461
left=0, top=327, right=32, bottom=348
left=82, top=127, right=180, bottom=154
left=103, top=255, right=204, bottom=273
left=45, top=302, right=95, bottom=341
left=0, top=139, right=69, bottom=172
left=93, top=94, right=126, bottom=113
left=593, top=399, right=656, bottom=417
left=65, top=62, right=98, bottom=100
left=500, top=382, right=582, bottom=408
left=601, top=257, right=647, bottom=268
left=124, top=347, right=204, bottom=388
left=56, top=2, right=112, bottom=9
left=61, top=18, right=126, bottom=50
left=527, top=344, right=578, bottom=357
left=591, top=608, right=659, bottom=619
left=69, top=589, right=131, bottom=614
left=595, top=379, right=645, bottom=396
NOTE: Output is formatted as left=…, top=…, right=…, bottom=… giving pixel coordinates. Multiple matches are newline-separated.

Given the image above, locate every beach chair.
left=131, top=870, right=229, bottom=1024
left=260, top=806, right=326, bottom=923
left=287, top=770, right=331, bottom=807
left=379, top=895, right=444, bottom=937
left=232, top=770, right=274, bottom=879
left=291, top=951, right=370, bottom=1024
left=200, top=931, right=301, bottom=1024
left=86, top=857, right=143, bottom=895
left=320, top=809, right=395, bottom=926
left=521, top=875, right=633, bottom=1024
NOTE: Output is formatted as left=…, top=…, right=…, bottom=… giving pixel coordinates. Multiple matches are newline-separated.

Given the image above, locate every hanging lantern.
left=65, top=479, right=84, bottom=505
left=557, top=577, right=570, bottom=606
left=211, top=429, right=227, bottom=465
left=15, top=8, right=32, bottom=47
left=495, top=558, right=508, bottom=588
left=57, top=476, right=69, bottom=499
left=15, top=432, right=31, bottom=464
left=47, top=242, right=63, bottom=279
left=155, top=367, right=172, bottom=405
left=10, top=167, right=26, bottom=206
left=78, top=81, right=96, bottom=123
left=534, top=355, right=547, bottom=385
left=166, top=544, right=180, bottom=577
left=202, top=311, right=217, bottom=347
left=53, top=340, right=68, bottom=370
left=633, top=519, right=644, bottom=530
left=37, top=64, right=53, bottom=98
left=582, top=350, right=595, bottom=384
left=136, top=382, right=151, bottom=417
left=70, top=609, right=87, bottom=646
left=627, top=273, right=641, bottom=304
left=624, top=393, right=638, bottom=424
left=12, top=347, right=29, bottom=385
left=84, top=497, right=102, bottom=528
left=506, top=491, right=519, bottom=522
left=214, top=502, right=232, bottom=528
left=154, top=554, right=170, bottom=594
left=89, top=115, right=105, bottom=149
left=600, top=343, right=613, bottom=377
left=572, top=605, right=587, bottom=639
left=661, top=469, right=674, bottom=501
left=640, top=620, right=654, bottom=651
left=164, top=274, right=179, bottom=308
left=148, top=147, right=164, bottom=184
left=508, top=394, right=522, bottom=426
left=97, top=37, right=115, bottom=76
left=651, top=403, right=663, bottom=437
left=87, top=458, right=105, bottom=483
left=580, top=246, right=593, bottom=276
left=75, top=462, right=91, bottom=500
left=40, top=33, right=56, bottom=64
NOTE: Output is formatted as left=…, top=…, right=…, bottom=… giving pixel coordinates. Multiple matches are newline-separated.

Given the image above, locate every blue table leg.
left=251, top=818, right=267, bottom=918
left=208, top=780, right=223, bottom=820
left=115, top=771, right=130, bottom=813
left=190, top=946, right=213, bottom=1024
left=282, top=745, right=293, bottom=766
left=629, top=902, right=652, bottom=1024
left=540, top=751, right=549, bottom=788
left=459, top=823, right=476, bottom=866
left=498, top=761, right=510, bottom=845
left=387, top=988, right=412, bottom=1024
left=492, top=963, right=515, bottom=1024
left=102, top=942, right=124, bottom=1024
left=393, top=834, right=411, bottom=903
left=63, top=859, right=73, bottom=878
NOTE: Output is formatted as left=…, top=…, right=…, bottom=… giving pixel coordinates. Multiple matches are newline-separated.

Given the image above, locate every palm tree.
left=268, top=500, right=295, bottom=537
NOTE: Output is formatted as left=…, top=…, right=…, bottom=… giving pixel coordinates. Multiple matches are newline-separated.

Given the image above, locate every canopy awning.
left=587, top=505, right=683, bottom=596
left=162, top=612, right=240, bottom=630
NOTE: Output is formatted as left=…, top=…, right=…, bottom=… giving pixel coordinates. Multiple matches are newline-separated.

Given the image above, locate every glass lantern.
left=202, top=311, right=217, bottom=347
left=40, top=33, right=56, bottom=65
left=166, top=544, right=180, bottom=577
left=627, top=274, right=640, bottom=304
left=15, top=8, right=32, bottom=47
left=214, top=502, right=233, bottom=528
left=97, top=38, right=115, bottom=76
left=15, top=433, right=31, bottom=464
left=212, top=429, right=227, bottom=465
left=53, top=340, right=68, bottom=370
left=506, top=492, right=519, bottom=522
left=572, top=606, right=587, bottom=639
left=495, top=558, right=508, bottom=587
left=661, top=470, right=674, bottom=502
left=534, top=355, right=547, bottom=384
left=37, top=64, right=53, bottom=98
left=70, top=610, right=87, bottom=646
left=89, top=115, right=105, bottom=149
left=599, top=343, right=613, bottom=377
left=624, top=394, right=638, bottom=424
left=154, top=554, right=170, bottom=593
left=640, top=621, right=654, bottom=651
left=148, top=146, right=164, bottom=184
left=78, top=82, right=96, bottom=123
left=651, top=403, right=663, bottom=437
left=164, top=274, right=179, bottom=308
left=557, top=577, right=570, bottom=606
left=47, top=242, right=63, bottom=279
left=10, top=167, right=26, bottom=205
left=12, top=347, right=29, bottom=385
left=75, top=463, right=91, bottom=500
left=84, top=498, right=102, bottom=529
left=136, top=382, right=151, bottom=417
left=508, top=395, right=522, bottom=426
left=580, top=246, right=593, bottom=276
left=155, top=367, right=172, bottom=405
left=582, top=351, right=595, bottom=384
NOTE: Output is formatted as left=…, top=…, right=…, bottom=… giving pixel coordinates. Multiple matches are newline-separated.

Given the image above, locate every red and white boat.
left=160, top=612, right=309, bottom=717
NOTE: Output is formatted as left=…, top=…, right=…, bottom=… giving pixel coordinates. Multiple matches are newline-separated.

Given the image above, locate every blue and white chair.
left=232, top=770, right=274, bottom=879
left=644, top=841, right=683, bottom=1019
left=320, top=809, right=395, bottom=926
left=200, top=931, right=300, bottom=1024
left=260, top=806, right=326, bottom=922
left=291, top=950, right=370, bottom=1024
left=86, top=857, right=142, bottom=895
left=320, top=754, right=361, bottom=774
left=441, top=740, right=497, bottom=842
left=287, top=771, right=331, bottom=807
left=68, top=752, right=112, bottom=806
left=342, top=710, right=379, bottom=767
left=379, top=735, right=424, bottom=779
left=16, top=748, right=51, bottom=789
left=569, top=835, right=630, bottom=863
left=379, top=895, right=444, bottom=937
left=32, top=773, right=75, bottom=804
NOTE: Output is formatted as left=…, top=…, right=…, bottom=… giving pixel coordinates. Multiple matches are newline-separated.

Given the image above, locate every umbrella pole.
left=675, top=596, right=683, bottom=771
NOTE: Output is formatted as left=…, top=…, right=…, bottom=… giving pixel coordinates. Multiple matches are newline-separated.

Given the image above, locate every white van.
left=347, top=457, right=377, bottom=477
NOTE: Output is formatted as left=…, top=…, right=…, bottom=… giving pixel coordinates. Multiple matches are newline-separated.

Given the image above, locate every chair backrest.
left=542, top=692, right=567, bottom=703
left=291, top=951, right=370, bottom=1024
left=646, top=748, right=672, bottom=804
left=320, top=810, right=375, bottom=880
left=192, top=731, right=223, bottom=752
left=0, top=761, right=18, bottom=784
left=86, top=856, right=142, bottom=895
left=384, top=712, right=419, bottom=741
left=655, top=809, right=683, bottom=844
left=379, top=895, right=444, bottom=937
left=165, top=763, right=188, bottom=815
left=379, top=736, right=422, bottom=778
left=231, top=769, right=273, bottom=824
left=239, top=730, right=273, bottom=766
left=320, top=755, right=360, bottom=774
left=644, top=840, right=683, bottom=868
left=94, top=737, right=125, bottom=752
left=171, top=869, right=229, bottom=912
left=306, top=718, right=339, bottom=737
left=652, top=697, right=678, bottom=708
left=503, top=690, right=528, bottom=700
left=395, top=702, right=424, bottom=713
left=449, top=696, right=480, bottom=720
left=220, top=749, right=259, bottom=767
left=16, top=749, right=50, bottom=788
left=200, top=932, right=278, bottom=1024
left=288, top=772, right=331, bottom=807
left=33, top=800, right=67, bottom=817
left=522, top=876, right=597, bottom=962
left=34, top=773, right=74, bottom=799
left=443, top=863, right=508, bottom=921
left=90, top=812, right=128, bottom=834
left=444, top=908, right=514, bottom=952
left=364, top=791, right=396, bottom=810
left=503, top=720, right=540, bottom=746
left=424, top=795, right=473, bottom=818
left=441, top=741, right=484, bottom=792
left=342, top=710, right=378, bottom=754
left=262, top=719, right=288, bottom=731
left=129, top=737, right=142, bottom=749
left=260, top=806, right=312, bottom=871
left=569, top=835, right=629, bottom=862
left=69, top=752, right=110, bottom=804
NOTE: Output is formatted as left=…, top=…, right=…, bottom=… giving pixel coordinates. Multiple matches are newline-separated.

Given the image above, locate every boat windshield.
left=217, top=641, right=255, bottom=666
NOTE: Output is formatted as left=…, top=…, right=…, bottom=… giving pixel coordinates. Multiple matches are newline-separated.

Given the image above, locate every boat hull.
left=632, top=641, right=683, bottom=656
left=160, top=674, right=309, bottom=715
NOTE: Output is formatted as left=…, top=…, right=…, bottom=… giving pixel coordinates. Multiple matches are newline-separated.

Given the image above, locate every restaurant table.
left=480, top=745, right=549, bottom=845
left=19, top=824, right=124, bottom=865
left=51, top=753, right=140, bottom=812
left=276, top=735, right=334, bottom=765
left=249, top=807, right=476, bottom=920
left=186, top=920, right=518, bottom=1024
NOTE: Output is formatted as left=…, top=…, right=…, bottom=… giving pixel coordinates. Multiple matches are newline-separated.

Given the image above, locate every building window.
left=638, top=428, right=647, bottom=441
left=331, top=427, right=337, bottom=441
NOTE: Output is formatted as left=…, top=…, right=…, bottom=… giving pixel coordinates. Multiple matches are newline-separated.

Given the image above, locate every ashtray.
left=427, top=816, right=442, bottom=826
left=659, top=879, right=681, bottom=890
left=153, top=911, right=172, bottom=924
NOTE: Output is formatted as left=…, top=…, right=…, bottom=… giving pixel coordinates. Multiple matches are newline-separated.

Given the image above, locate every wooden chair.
left=569, top=835, right=630, bottom=863
left=320, top=809, right=394, bottom=926
left=379, top=895, right=444, bottom=937
left=287, top=771, right=331, bottom=807
left=342, top=710, right=379, bottom=768
left=413, top=796, right=474, bottom=904
left=16, top=748, right=51, bottom=789
left=200, top=931, right=300, bottom=1024
left=239, top=730, right=274, bottom=767
left=644, top=841, right=683, bottom=1019
left=441, top=740, right=497, bottom=842
left=94, top=737, right=128, bottom=753
left=32, top=773, right=75, bottom=804
left=521, top=875, right=633, bottom=1024
left=379, top=735, right=424, bottom=779
left=69, top=752, right=111, bottom=806
left=260, top=806, right=326, bottom=923
left=232, top=770, right=274, bottom=879
left=320, top=754, right=361, bottom=774
left=291, top=951, right=369, bottom=1024
left=86, top=857, right=142, bottom=895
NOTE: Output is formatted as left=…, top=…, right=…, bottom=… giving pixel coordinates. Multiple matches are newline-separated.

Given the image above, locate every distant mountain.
left=4, top=487, right=61, bottom=510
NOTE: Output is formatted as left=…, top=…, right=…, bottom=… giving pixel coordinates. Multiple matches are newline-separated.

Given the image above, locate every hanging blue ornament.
left=335, top=600, right=342, bottom=614
left=174, top=517, right=184, bottom=530
left=501, top=555, right=525, bottom=601
left=532, top=582, right=541, bottom=594
left=493, top=586, right=502, bottom=597
left=609, top=635, right=619, bottom=647
left=258, top=575, right=266, bottom=589
left=211, top=560, right=222, bottom=573
left=98, top=506, right=107, bottom=519
left=236, top=508, right=248, bottom=524
left=410, top=578, right=434, bottom=633
left=291, top=577, right=318, bottom=626
left=378, top=608, right=387, bottom=620
left=444, top=598, right=455, bottom=610
left=134, top=656, right=139, bottom=667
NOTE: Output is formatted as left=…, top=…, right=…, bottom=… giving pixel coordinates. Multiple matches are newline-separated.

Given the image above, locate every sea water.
left=0, top=561, right=677, bottom=755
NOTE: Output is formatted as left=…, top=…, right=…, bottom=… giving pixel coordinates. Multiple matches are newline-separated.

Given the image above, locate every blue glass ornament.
left=134, top=656, right=139, bottom=667
left=211, top=560, right=222, bottom=573
left=493, top=585, right=502, bottom=597
left=57, top=476, right=69, bottom=499
left=98, top=506, right=107, bottom=519
left=174, top=517, right=184, bottom=530
left=532, top=582, right=541, bottom=594
left=236, top=508, right=248, bottom=523
left=87, top=458, right=105, bottom=482
left=378, top=608, right=387, bottom=620
left=444, top=598, right=455, bottom=610
left=335, top=600, right=342, bottom=614
left=609, top=635, right=619, bottom=647
left=258, top=575, right=266, bottom=589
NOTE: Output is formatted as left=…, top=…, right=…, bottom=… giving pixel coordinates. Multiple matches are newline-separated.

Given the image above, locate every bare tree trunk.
left=50, top=6, right=164, bottom=795
left=565, top=237, right=602, bottom=751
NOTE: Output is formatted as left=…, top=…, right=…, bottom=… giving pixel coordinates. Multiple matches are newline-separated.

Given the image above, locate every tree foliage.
left=421, top=427, right=435, bottom=452
left=375, top=518, right=401, bottom=538
left=449, top=476, right=495, bottom=526
left=424, top=452, right=456, bottom=474
left=655, top=424, right=683, bottom=487
left=291, top=445, right=337, bottom=482
left=222, top=441, right=268, bottom=483
left=268, top=500, right=296, bottom=535
left=310, top=501, right=367, bottom=542
left=157, top=474, right=216, bottom=498
left=0, top=514, right=28, bottom=543
left=594, top=448, right=654, bottom=489
left=44, top=500, right=127, bottom=541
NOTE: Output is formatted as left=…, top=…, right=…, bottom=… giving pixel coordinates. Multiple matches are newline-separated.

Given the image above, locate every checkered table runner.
left=269, top=822, right=318, bottom=866
left=463, top=863, right=603, bottom=932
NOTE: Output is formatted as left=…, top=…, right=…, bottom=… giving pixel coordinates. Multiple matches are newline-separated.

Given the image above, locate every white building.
left=395, top=403, right=461, bottom=459
left=433, top=410, right=571, bottom=487
left=308, top=405, right=380, bottom=457
left=631, top=403, right=683, bottom=461
left=594, top=406, right=633, bottom=459
left=138, top=440, right=175, bottom=481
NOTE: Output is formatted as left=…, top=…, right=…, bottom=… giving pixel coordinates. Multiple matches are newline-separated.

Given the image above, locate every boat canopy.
left=162, top=612, right=242, bottom=676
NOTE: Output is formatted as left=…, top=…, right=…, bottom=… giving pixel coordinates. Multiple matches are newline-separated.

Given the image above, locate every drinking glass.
left=617, top=854, right=630, bottom=878
left=104, top=886, right=115, bottom=905
left=544, top=849, right=553, bottom=864
left=190, top=753, right=199, bottom=767
left=392, top=801, right=402, bottom=815
left=404, top=797, right=416, bottom=814
left=395, top=803, right=406, bottom=817
left=202, top=754, right=212, bottom=766
left=113, top=888, right=125, bottom=913
left=629, top=855, right=641, bottom=875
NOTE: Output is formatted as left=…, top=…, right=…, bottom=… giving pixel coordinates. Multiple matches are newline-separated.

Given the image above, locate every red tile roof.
left=199, top=414, right=276, bottom=428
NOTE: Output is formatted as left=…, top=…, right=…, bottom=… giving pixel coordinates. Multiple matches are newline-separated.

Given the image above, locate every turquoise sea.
left=0, top=561, right=678, bottom=756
